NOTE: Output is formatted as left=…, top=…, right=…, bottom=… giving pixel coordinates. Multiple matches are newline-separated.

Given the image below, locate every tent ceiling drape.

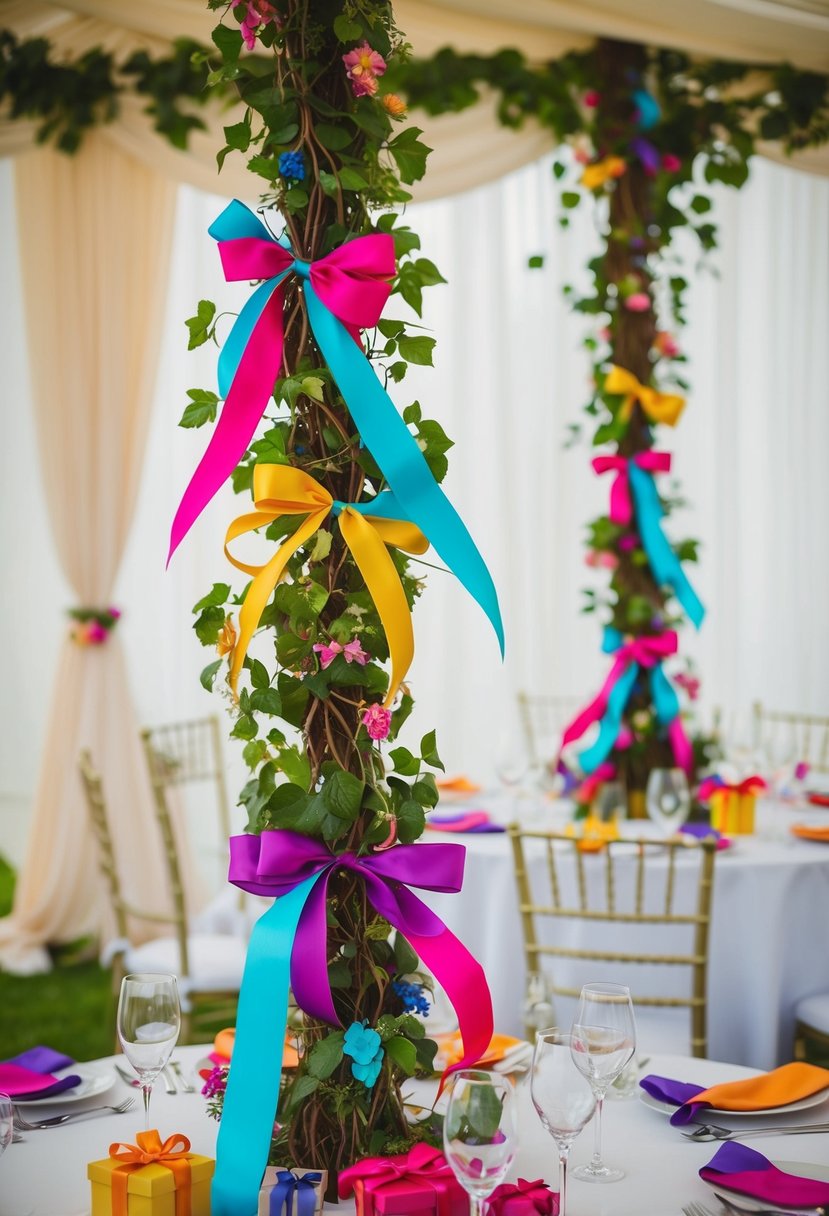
left=1, top=0, right=827, bottom=200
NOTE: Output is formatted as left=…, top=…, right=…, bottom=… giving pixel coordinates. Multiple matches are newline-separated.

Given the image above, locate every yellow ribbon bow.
left=225, top=465, right=429, bottom=705
left=108, top=1130, right=192, bottom=1216
left=605, top=364, right=685, bottom=427
left=580, top=156, right=627, bottom=190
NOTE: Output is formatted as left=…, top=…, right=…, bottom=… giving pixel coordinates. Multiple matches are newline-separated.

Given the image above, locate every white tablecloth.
left=4, top=1045, right=829, bottom=1216
left=199, top=797, right=829, bottom=1070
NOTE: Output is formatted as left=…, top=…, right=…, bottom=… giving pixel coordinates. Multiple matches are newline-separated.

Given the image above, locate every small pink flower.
left=362, top=703, right=392, bottom=741
left=343, top=638, right=370, bottom=666
left=618, top=534, right=639, bottom=552
left=313, top=640, right=343, bottom=669
left=654, top=330, right=680, bottom=358
left=585, top=550, right=618, bottom=569
left=675, top=672, right=701, bottom=701
left=584, top=90, right=601, bottom=108
left=86, top=621, right=108, bottom=645
left=616, top=726, right=634, bottom=749
left=624, top=292, right=651, bottom=312
left=107, top=606, right=122, bottom=620
left=239, top=0, right=278, bottom=50
left=662, top=153, right=682, bottom=173
left=598, top=326, right=612, bottom=343
left=343, top=42, right=387, bottom=98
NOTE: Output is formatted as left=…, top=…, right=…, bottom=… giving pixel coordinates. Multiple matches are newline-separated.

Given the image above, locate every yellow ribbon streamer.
left=605, top=365, right=685, bottom=427
left=225, top=465, right=428, bottom=706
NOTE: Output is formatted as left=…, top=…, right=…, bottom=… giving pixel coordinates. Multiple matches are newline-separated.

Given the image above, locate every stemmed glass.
left=0, top=1092, right=12, bottom=1160
left=530, top=1030, right=596, bottom=1216
left=443, top=1070, right=517, bottom=1216
left=117, top=973, right=181, bottom=1129
left=570, top=982, right=636, bottom=1182
left=645, top=768, right=691, bottom=837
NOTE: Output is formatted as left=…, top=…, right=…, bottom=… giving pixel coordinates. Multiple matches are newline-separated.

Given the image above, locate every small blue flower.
left=278, top=150, right=306, bottom=182
left=343, top=1020, right=384, bottom=1089
left=392, top=979, right=431, bottom=1017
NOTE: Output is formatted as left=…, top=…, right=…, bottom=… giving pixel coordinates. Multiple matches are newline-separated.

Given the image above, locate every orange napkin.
left=437, top=1032, right=523, bottom=1069
left=209, top=1027, right=299, bottom=1069
left=436, top=776, right=482, bottom=794
left=791, top=823, right=829, bottom=843
left=691, top=1062, right=829, bottom=1113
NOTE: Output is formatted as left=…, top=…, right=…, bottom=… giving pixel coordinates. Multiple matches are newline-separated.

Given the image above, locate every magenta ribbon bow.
left=229, top=830, right=493, bottom=1081
left=698, top=775, right=767, bottom=800
left=592, top=451, right=671, bottom=527
left=487, top=1178, right=560, bottom=1216
left=168, top=213, right=394, bottom=561
left=338, top=1144, right=458, bottom=1215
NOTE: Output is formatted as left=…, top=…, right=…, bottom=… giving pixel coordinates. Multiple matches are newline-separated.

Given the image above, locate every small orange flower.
left=580, top=156, right=626, bottom=190
left=382, top=93, right=407, bottom=118
left=217, top=617, right=237, bottom=658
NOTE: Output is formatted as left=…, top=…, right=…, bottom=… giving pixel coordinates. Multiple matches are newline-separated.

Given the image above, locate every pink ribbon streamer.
left=592, top=450, right=672, bottom=526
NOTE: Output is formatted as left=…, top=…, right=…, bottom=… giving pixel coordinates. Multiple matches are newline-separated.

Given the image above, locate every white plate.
left=704, top=1158, right=829, bottom=1211
left=14, top=1063, right=115, bottom=1107
left=639, top=1083, right=829, bottom=1119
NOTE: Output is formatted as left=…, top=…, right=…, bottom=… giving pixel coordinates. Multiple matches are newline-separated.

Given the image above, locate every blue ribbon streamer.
left=628, top=461, right=705, bottom=630
left=208, top=203, right=504, bottom=656
left=211, top=874, right=322, bottom=1216
left=270, top=1170, right=323, bottom=1216
left=579, top=626, right=681, bottom=773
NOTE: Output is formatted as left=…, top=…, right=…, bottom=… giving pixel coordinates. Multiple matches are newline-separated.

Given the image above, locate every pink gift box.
left=338, top=1144, right=467, bottom=1216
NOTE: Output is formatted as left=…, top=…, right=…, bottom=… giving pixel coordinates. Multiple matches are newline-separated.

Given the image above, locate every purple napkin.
left=0, top=1045, right=81, bottom=1099
left=701, top=1142, right=829, bottom=1205
left=639, top=1073, right=709, bottom=1125
left=680, top=823, right=731, bottom=850
left=426, top=811, right=505, bottom=834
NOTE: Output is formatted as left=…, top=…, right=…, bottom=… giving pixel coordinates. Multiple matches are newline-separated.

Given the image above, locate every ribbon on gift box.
left=698, top=775, right=767, bottom=800
left=592, top=451, right=704, bottom=628
left=169, top=201, right=503, bottom=657
left=269, top=1169, right=323, bottom=1216
left=487, top=1177, right=560, bottom=1215
left=605, top=365, right=685, bottom=427
left=224, top=465, right=427, bottom=701
left=211, top=832, right=492, bottom=1216
left=109, top=1130, right=192, bottom=1216
left=560, top=626, right=692, bottom=775
left=338, top=1144, right=461, bottom=1216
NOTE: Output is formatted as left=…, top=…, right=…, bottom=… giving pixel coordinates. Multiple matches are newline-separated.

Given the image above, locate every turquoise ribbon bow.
left=628, top=461, right=705, bottom=630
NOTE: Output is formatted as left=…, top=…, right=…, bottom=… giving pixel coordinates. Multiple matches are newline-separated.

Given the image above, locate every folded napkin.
left=807, top=793, right=829, bottom=807
left=204, top=1027, right=298, bottom=1071
left=437, top=1031, right=523, bottom=1069
left=791, top=823, right=829, bottom=842
left=436, top=776, right=482, bottom=794
left=640, top=1062, right=829, bottom=1126
left=680, top=823, right=732, bottom=850
left=0, top=1045, right=81, bottom=1099
left=426, top=811, right=505, bottom=834
left=701, top=1142, right=829, bottom=1206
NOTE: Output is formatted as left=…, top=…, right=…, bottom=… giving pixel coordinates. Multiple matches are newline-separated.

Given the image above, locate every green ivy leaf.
left=192, top=584, right=231, bottom=614
left=212, top=24, right=242, bottom=63
left=393, top=934, right=419, bottom=974
left=231, top=713, right=258, bottom=741
left=339, top=166, right=370, bottom=191
left=420, top=730, right=444, bottom=771
left=185, top=300, right=216, bottom=350
left=388, top=127, right=431, bottom=184
left=561, top=191, right=581, bottom=209
left=315, top=122, right=353, bottom=151
left=308, top=1031, right=345, bottom=1079
left=242, top=738, right=268, bottom=770
left=386, top=1035, right=417, bottom=1076
left=333, top=14, right=362, bottom=41
left=249, top=658, right=270, bottom=690
left=320, top=768, right=365, bottom=821
left=284, top=1074, right=319, bottom=1112
left=193, top=605, right=225, bottom=645
left=275, top=745, right=311, bottom=789
left=397, top=335, right=435, bottom=366
left=528, top=254, right=545, bottom=269
left=389, top=746, right=420, bottom=776
left=179, top=388, right=219, bottom=428
left=397, top=799, right=426, bottom=843
left=414, top=1036, right=439, bottom=1073
left=249, top=687, right=283, bottom=715
left=199, top=659, right=222, bottom=692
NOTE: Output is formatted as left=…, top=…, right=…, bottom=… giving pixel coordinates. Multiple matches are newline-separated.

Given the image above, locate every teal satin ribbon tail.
left=212, top=874, right=321, bottom=1216
left=629, top=462, right=705, bottom=629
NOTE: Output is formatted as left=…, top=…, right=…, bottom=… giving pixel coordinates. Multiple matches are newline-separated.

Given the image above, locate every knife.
left=161, top=1065, right=178, bottom=1095
left=114, top=1063, right=140, bottom=1088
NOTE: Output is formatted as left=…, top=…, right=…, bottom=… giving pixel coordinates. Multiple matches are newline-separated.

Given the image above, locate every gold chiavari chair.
left=508, top=826, right=717, bottom=1057
left=79, top=750, right=243, bottom=1044
left=140, top=715, right=232, bottom=842
left=517, top=692, right=582, bottom=768
left=753, top=702, right=829, bottom=774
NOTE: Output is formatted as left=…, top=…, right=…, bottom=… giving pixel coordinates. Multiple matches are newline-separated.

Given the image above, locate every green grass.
left=0, top=855, right=114, bottom=1060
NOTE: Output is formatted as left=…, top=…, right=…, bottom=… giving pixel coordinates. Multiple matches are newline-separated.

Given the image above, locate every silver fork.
left=683, top=1121, right=829, bottom=1142
left=682, top=1203, right=716, bottom=1216
left=13, top=1096, right=136, bottom=1130
left=170, top=1060, right=195, bottom=1094
left=714, top=1191, right=826, bottom=1216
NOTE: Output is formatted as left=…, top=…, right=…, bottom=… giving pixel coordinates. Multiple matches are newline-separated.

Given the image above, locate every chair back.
left=517, top=692, right=581, bottom=767
left=754, top=701, right=829, bottom=774
left=508, top=826, right=717, bottom=1056
left=141, top=716, right=231, bottom=841
left=78, top=749, right=190, bottom=976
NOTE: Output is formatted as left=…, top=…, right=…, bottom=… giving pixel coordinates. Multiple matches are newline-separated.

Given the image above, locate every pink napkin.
left=0, top=1045, right=81, bottom=1099
left=701, top=1143, right=829, bottom=1205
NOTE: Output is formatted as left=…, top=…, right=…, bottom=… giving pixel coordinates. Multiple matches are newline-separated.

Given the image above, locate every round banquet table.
left=422, top=797, right=829, bottom=1068
left=198, top=796, right=829, bottom=1071
left=3, top=1045, right=829, bottom=1216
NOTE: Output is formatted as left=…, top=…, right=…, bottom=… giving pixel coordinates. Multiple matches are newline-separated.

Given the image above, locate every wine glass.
left=117, top=973, right=181, bottom=1129
left=0, top=1092, right=11, bottom=1160
left=645, top=768, right=691, bottom=837
left=530, top=1030, right=596, bottom=1216
left=443, top=1070, right=517, bottom=1216
left=570, top=982, right=636, bottom=1182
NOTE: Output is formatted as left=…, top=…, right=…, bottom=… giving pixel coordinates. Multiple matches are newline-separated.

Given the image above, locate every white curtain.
left=2, top=149, right=826, bottom=837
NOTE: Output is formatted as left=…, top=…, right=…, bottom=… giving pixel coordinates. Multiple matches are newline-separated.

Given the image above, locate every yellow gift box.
left=88, top=1130, right=214, bottom=1216
left=709, top=788, right=759, bottom=835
